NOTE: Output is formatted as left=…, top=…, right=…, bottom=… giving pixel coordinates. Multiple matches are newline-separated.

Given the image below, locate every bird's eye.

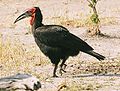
left=27, top=8, right=36, bottom=14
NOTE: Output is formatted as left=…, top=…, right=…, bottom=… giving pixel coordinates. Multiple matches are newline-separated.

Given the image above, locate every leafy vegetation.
left=87, top=0, right=101, bottom=36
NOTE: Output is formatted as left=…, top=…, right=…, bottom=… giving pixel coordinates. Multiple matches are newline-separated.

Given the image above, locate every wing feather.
left=34, top=25, right=93, bottom=52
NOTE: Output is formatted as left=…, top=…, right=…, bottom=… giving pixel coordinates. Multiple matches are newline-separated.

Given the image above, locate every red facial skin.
left=30, top=13, right=35, bottom=25
left=27, top=8, right=36, bottom=25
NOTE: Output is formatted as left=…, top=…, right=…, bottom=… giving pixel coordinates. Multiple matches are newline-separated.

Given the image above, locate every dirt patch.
left=0, top=0, right=120, bottom=91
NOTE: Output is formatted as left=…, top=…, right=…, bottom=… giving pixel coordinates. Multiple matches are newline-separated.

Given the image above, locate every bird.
left=14, top=7, right=105, bottom=77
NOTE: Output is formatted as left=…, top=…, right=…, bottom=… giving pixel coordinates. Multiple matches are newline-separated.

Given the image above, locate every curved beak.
left=14, top=11, right=32, bottom=24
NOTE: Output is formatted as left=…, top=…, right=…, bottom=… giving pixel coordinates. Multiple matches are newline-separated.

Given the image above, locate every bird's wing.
left=34, top=26, right=93, bottom=51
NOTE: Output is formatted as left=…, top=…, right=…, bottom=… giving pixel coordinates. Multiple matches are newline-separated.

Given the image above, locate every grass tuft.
left=0, top=36, right=49, bottom=79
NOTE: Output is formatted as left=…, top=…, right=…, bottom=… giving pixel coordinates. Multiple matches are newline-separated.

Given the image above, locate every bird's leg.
left=53, top=63, right=58, bottom=77
left=59, top=59, right=67, bottom=76
left=62, top=64, right=67, bottom=70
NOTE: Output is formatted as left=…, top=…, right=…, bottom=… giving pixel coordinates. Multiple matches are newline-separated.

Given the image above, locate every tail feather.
left=86, top=50, right=105, bottom=61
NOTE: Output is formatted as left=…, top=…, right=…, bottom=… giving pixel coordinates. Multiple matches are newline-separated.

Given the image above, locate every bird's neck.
left=31, top=12, right=44, bottom=33
left=31, top=20, right=43, bottom=33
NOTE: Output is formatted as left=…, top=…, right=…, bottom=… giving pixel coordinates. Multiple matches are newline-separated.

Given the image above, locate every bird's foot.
left=59, top=68, right=66, bottom=76
left=53, top=74, right=58, bottom=77
left=63, top=64, right=67, bottom=70
left=59, top=64, right=67, bottom=76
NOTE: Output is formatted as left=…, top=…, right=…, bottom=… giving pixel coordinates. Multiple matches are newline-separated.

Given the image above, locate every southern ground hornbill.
left=14, top=7, right=105, bottom=77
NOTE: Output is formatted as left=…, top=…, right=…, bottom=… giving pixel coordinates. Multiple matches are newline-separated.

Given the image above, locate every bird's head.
left=14, top=7, right=42, bottom=25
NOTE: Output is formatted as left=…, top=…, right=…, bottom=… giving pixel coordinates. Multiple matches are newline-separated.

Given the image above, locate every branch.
left=87, top=0, right=92, bottom=5
left=0, top=73, right=41, bottom=91
left=96, top=0, right=100, bottom=2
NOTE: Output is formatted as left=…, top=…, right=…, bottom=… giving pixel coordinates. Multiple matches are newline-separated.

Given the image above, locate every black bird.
left=14, top=7, right=105, bottom=77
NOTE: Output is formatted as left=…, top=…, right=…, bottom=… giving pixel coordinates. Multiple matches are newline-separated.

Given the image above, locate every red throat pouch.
left=30, top=13, right=35, bottom=25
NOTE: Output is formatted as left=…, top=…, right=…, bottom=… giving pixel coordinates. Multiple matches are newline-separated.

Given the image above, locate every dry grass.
left=66, top=59, right=120, bottom=76
left=0, top=0, right=120, bottom=90
left=56, top=78, right=103, bottom=91
left=49, top=16, right=119, bottom=29
left=0, top=35, right=120, bottom=77
left=0, top=34, right=120, bottom=91
left=0, top=35, right=50, bottom=79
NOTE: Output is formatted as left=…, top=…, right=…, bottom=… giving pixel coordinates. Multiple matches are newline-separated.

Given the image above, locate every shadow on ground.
left=72, top=73, right=120, bottom=78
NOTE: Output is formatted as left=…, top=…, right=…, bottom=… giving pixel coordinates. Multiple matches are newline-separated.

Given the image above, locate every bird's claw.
left=59, top=64, right=67, bottom=76
left=63, top=64, right=67, bottom=70
left=59, top=68, right=66, bottom=76
left=53, top=74, right=58, bottom=77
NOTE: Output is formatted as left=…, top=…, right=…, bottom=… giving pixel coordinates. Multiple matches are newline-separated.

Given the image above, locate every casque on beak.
left=14, top=11, right=32, bottom=24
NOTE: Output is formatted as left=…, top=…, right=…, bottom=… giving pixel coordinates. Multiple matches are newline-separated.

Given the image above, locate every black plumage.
left=14, top=7, right=105, bottom=77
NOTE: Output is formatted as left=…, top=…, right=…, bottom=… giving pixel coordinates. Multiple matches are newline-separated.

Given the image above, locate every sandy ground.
left=0, top=0, right=120, bottom=91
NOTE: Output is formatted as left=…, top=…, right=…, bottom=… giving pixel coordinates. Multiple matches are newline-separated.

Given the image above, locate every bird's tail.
left=85, top=50, right=105, bottom=61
